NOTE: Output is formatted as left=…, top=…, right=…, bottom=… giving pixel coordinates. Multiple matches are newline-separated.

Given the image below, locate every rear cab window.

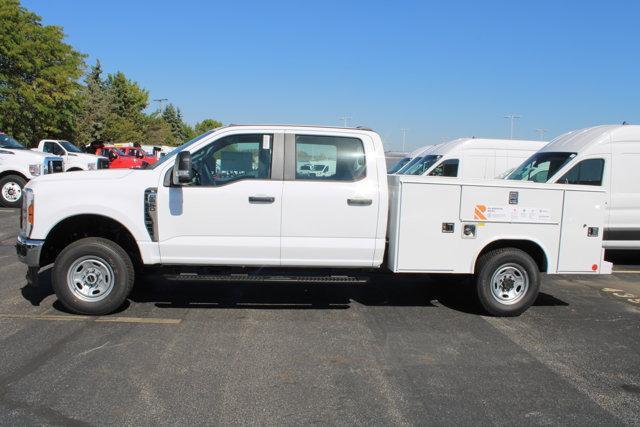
left=295, top=135, right=366, bottom=181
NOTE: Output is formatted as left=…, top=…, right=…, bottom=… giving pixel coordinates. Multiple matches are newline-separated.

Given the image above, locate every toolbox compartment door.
left=557, top=190, right=607, bottom=273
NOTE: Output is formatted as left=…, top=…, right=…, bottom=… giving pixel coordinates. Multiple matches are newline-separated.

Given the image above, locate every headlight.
left=20, top=188, right=34, bottom=237
left=87, top=162, right=97, bottom=170
left=28, top=164, right=42, bottom=176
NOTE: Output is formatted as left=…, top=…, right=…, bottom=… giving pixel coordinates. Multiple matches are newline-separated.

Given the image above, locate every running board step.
left=165, top=273, right=368, bottom=284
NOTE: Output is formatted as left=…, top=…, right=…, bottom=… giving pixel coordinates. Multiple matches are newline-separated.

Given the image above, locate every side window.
left=189, top=134, right=273, bottom=186
left=295, top=135, right=365, bottom=181
left=43, top=142, right=61, bottom=154
left=558, top=159, right=604, bottom=186
left=428, top=159, right=459, bottom=177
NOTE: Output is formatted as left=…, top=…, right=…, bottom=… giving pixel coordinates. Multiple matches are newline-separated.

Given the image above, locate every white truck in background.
left=35, top=139, right=109, bottom=171
left=0, top=133, right=64, bottom=208
left=16, top=125, right=610, bottom=317
left=506, top=124, right=640, bottom=250
left=397, top=138, right=547, bottom=178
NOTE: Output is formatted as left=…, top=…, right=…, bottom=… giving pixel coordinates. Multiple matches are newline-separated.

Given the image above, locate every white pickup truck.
left=35, top=139, right=109, bottom=171
left=16, top=125, right=611, bottom=317
left=0, top=133, right=64, bottom=208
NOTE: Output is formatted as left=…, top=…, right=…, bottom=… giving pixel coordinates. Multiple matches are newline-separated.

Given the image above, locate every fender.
left=470, top=235, right=552, bottom=273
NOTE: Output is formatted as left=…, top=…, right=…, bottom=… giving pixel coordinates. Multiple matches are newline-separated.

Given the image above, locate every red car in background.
left=94, top=146, right=156, bottom=169
left=120, top=147, right=158, bottom=164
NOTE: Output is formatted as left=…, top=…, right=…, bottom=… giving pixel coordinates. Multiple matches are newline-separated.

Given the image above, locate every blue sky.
left=24, top=0, right=640, bottom=151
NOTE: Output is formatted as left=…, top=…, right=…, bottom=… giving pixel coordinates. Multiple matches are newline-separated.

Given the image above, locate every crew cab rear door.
left=280, top=132, right=380, bottom=267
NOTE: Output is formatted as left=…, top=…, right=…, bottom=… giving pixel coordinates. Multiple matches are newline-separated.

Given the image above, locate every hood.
left=1, top=148, right=62, bottom=161
left=31, top=168, right=134, bottom=184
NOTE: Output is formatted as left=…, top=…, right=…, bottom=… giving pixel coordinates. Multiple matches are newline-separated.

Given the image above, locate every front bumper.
left=16, top=234, right=44, bottom=267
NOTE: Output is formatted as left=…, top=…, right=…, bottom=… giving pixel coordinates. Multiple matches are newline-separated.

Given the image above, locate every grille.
left=97, top=158, right=110, bottom=169
left=46, top=159, right=64, bottom=174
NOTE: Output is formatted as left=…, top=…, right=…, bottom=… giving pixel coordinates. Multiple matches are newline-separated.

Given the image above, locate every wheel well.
left=41, top=214, right=142, bottom=268
left=67, top=167, right=83, bottom=171
left=0, top=170, right=28, bottom=181
left=475, top=240, right=548, bottom=272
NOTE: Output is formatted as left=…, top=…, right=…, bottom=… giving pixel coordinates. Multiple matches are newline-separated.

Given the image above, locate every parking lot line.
left=95, top=316, right=181, bottom=324
left=0, top=313, right=181, bottom=325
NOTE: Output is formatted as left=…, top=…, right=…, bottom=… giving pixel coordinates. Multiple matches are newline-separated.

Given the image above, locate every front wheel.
left=475, top=248, right=540, bottom=317
left=0, top=174, right=27, bottom=208
left=52, top=237, right=135, bottom=315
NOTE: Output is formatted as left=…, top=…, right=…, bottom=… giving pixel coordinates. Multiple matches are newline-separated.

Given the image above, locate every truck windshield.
left=149, top=130, right=215, bottom=169
left=399, top=155, right=442, bottom=175
left=387, top=157, right=411, bottom=174
left=59, top=140, right=82, bottom=153
left=0, top=134, right=26, bottom=149
left=507, top=152, right=576, bottom=183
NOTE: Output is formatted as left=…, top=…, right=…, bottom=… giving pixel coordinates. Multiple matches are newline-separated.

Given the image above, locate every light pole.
left=534, top=128, right=548, bottom=141
left=504, top=114, right=522, bottom=139
left=153, top=98, right=168, bottom=114
left=400, top=128, right=409, bottom=152
left=339, top=115, right=352, bottom=127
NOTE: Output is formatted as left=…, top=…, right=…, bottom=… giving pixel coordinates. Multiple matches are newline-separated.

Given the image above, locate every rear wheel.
left=475, top=248, right=540, bottom=317
left=52, top=237, right=134, bottom=315
left=0, top=174, right=26, bottom=208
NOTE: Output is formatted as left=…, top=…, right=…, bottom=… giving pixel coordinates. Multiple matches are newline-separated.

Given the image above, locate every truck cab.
left=506, top=124, right=640, bottom=250
left=37, top=139, right=109, bottom=171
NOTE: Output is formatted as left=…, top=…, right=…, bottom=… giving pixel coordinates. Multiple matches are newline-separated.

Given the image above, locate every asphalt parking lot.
left=0, top=209, right=639, bottom=425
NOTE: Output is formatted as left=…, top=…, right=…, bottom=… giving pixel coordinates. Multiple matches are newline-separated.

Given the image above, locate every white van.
left=386, top=146, right=427, bottom=174
left=397, top=138, right=547, bottom=178
left=506, top=124, right=640, bottom=250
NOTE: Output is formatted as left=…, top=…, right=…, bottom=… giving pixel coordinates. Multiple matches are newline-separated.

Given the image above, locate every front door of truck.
left=280, top=132, right=380, bottom=267
left=157, top=132, right=284, bottom=265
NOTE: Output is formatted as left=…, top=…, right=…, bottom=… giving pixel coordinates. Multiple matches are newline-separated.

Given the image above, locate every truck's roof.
left=223, top=124, right=376, bottom=133
left=431, top=138, right=547, bottom=155
left=539, top=124, right=640, bottom=153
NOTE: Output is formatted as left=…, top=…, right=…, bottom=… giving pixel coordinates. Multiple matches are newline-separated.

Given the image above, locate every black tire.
left=52, top=237, right=135, bottom=315
left=0, top=174, right=27, bottom=208
left=475, top=248, right=540, bottom=317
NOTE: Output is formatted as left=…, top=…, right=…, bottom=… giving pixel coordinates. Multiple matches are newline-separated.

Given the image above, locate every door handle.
left=347, top=198, right=373, bottom=206
left=249, top=196, right=275, bottom=204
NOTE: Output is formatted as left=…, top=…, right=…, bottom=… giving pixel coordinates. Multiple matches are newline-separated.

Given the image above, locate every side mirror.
left=172, top=151, right=192, bottom=184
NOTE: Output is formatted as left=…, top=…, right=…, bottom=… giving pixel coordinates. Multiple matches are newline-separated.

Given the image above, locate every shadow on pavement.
left=20, top=269, right=569, bottom=316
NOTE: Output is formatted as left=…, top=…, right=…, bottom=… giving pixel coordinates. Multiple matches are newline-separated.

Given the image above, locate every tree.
left=161, top=103, right=191, bottom=144
left=194, top=118, right=223, bottom=135
left=0, top=0, right=85, bottom=146
left=102, top=71, right=149, bottom=143
left=74, top=60, right=112, bottom=145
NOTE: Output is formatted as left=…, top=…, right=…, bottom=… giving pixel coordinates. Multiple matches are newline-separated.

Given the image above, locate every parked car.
left=16, top=125, right=609, bottom=317
left=119, top=147, right=158, bottom=165
left=0, top=133, right=64, bottom=208
left=94, top=146, right=151, bottom=169
left=506, top=124, right=640, bottom=251
left=397, top=138, right=547, bottom=178
left=35, top=139, right=109, bottom=171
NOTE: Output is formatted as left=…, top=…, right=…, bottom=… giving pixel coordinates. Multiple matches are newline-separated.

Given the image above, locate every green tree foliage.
left=194, top=118, right=223, bottom=135
left=74, top=60, right=111, bottom=145
left=2, top=0, right=222, bottom=148
left=0, top=0, right=85, bottom=146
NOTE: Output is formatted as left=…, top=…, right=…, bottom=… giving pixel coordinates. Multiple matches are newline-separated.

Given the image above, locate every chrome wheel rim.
left=1, top=182, right=21, bottom=203
left=66, top=256, right=115, bottom=302
left=490, top=263, right=529, bottom=305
